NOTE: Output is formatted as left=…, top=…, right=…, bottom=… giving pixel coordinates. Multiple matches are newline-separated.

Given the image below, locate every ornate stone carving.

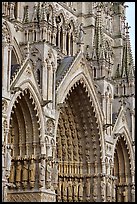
left=62, top=178, right=67, bottom=202
left=22, top=159, right=29, bottom=189
left=7, top=192, right=56, bottom=202
left=101, top=176, right=106, bottom=201
left=9, top=161, right=15, bottom=187
left=73, top=178, right=78, bottom=202
left=39, top=157, right=46, bottom=188
left=29, top=157, right=36, bottom=189
left=51, top=161, right=58, bottom=189
left=93, top=176, right=98, bottom=201
left=68, top=178, right=73, bottom=202
left=5, top=146, right=12, bottom=179
left=15, top=160, right=22, bottom=188
left=46, top=118, right=55, bottom=136
left=2, top=21, right=11, bottom=43
left=46, top=160, right=52, bottom=189
left=106, top=178, right=112, bottom=202
left=85, top=177, right=90, bottom=201
left=78, top=178, right=83, bottom=202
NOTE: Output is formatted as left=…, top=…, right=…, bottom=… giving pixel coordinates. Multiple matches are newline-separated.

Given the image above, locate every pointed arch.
left=56, top=54, right=106, bottom=201
left=113, top=133, right=133, bottom=202
left=7, top=80, right=44, bottom=141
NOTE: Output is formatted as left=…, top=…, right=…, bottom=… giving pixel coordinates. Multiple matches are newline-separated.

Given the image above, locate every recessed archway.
left=56, top=82, right=102, bottom=202
left=8, top=89, right=41, bottom=190
left=113, top=136, right=132, bottom=202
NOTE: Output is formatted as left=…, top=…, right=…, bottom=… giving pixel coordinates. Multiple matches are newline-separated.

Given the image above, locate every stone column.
left=42, top=60, right=48, bottom=100
left=58, top=27, right=61, bottom=48
left=68, top=33, right=71, bottom=56
left=7, top=45, right=12, bottom=93
left=2, top=41, right=9, bottom=98
left=43, top=27, right=47, bottom=41
left=102, top=94, right=107, bottom=127
left=47, top=61, right=53, bottom=101
left=62, top=30, right=67, bottom=54
left=52, top=63, right=56, bottom=110
left=130, top=109, right=135, bottom=144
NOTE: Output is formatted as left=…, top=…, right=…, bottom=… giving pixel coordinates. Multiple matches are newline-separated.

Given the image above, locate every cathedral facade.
left=2, top=2, right=135, bottom=202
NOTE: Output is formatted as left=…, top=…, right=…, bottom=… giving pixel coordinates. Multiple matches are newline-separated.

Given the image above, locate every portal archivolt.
left=114, top=137, right=132, bottom=202
left=56, top=82, right=102, bottom=202
left=8, top=89, right=41, bottom=190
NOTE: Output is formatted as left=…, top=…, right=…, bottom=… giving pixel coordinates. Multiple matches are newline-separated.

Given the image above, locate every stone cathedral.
left=2, top=2, right=135, bottom=202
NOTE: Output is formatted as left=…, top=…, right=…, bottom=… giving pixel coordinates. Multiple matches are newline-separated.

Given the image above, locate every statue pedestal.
left=7, top=189, right=56, bottom=202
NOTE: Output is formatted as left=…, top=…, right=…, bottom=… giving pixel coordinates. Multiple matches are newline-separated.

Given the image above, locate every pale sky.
left=125, top=2, right=135, bottom=63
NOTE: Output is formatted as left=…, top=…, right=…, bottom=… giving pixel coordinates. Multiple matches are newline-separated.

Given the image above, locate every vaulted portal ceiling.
left=56, top=82, right=102, bottom=202
left=114, top=137, right=132, bottom=202
left=8, top=89, right=41, bottom=191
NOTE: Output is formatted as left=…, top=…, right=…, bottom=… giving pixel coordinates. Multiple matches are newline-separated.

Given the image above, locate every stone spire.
left=37, top=2, right=41, bottom=23
left=92, top=3, right=105, bottom=62
left=32, top=3, right=38, bottom=22
left=41, top=3, right=47, bottom=21
left=121, top=22, right=135, bottom=81
left=23, top=5, right=29, bottom=23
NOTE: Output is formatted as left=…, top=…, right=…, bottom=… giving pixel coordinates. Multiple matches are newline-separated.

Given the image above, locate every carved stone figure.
left=78, top=23, right=86, bottom=43
left=52, top=161, right=58, bottom=189
left=9, top=161, right=15, bottom=184
left=39, top=158, right=45, bottom=188
left=74, top=178, right=78, bottom=202
left=15, top=160, right=22, bottom=188
left=78, top=178, right=83, bottom=202
left=85, top=178, right=90, bottom=201
left=46, top=119, right=55, bottom=136
left=46, top=160, right=52, bottom=189
left=123, top=187, right=128, bottom=202
left=5, top=147, right=12, bottom=178
left=57, top=179, right=62, bottom=202
left=22, top=160, right=28, bottom=189
left=101, top=177, right=106, bottom=201
left=93, top=177, right=98, bottom=201
left=131, top=184, right=135, bottom=202
left=107, top=178, right=112, bottom=201
left=62, top=179, right=67, bottom=202
left=68, top=178, right=73, bottom=202
left=29, top=158, right=36, bottom=188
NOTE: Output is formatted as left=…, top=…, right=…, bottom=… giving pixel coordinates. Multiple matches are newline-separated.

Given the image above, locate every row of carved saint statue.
left=8, top=155, right=58, bottom=190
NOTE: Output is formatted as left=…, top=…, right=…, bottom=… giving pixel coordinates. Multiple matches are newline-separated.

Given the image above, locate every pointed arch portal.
left=113, top=137, right=132, bottom=202
left=56, top=82, right=102, bottom=202
left=8, top=89, right=41, bottom=190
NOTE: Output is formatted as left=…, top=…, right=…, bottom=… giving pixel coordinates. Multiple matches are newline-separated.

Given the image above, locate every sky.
left=125, top=2, right=135, bottom=63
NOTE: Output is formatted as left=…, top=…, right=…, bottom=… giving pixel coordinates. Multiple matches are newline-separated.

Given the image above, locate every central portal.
left=56, top=83, right=101, bottom=202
